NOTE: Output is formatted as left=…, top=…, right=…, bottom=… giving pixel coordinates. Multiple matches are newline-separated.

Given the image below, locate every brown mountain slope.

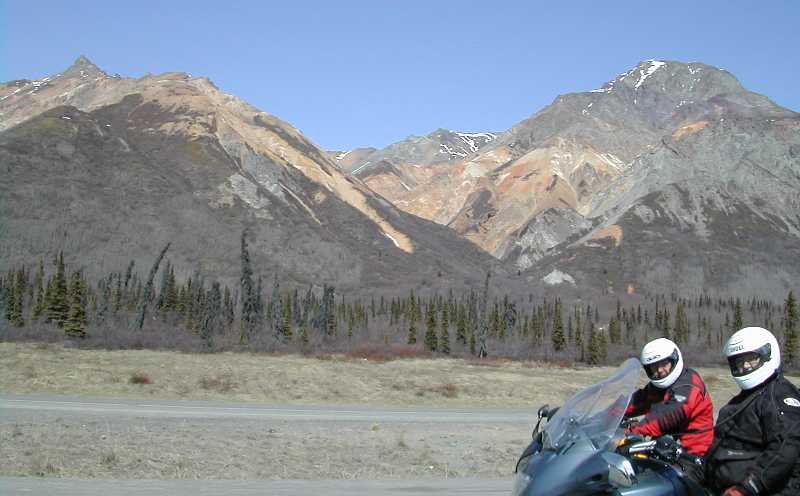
left=0, top=58, right=507, bottom=293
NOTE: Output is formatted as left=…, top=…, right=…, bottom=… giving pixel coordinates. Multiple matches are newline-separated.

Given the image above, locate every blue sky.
left=2, top=1, right=798, bottom=150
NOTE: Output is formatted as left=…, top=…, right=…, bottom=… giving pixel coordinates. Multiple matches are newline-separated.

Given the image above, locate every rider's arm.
left=741, top=380, right=800, bottom=494
left=624, top=386, right=652, bottom=418
left=628, top=384, right=694, bottom=438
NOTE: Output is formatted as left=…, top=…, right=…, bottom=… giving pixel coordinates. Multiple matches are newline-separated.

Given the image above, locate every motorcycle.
left=512, top=358, right=709, bottom=495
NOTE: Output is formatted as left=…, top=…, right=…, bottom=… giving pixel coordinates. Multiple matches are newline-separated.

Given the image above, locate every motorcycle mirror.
left=602, top=452, right=637, bottom=488
left=537, top=404, right=550, bottom=419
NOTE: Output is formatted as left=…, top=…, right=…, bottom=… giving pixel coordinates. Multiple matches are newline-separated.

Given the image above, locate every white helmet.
left=724, top=327, right=781, bottom=390
left=640, top=338, right=684, bottom=389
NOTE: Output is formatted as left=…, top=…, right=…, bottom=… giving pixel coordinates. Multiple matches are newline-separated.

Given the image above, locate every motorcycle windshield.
left=542, top=358, right=641, bottom=453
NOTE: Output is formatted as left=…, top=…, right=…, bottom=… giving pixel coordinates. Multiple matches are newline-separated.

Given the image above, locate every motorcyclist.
left=624, top=338, right=715, bottom=457
left=703, top=327, right=800, bottom=496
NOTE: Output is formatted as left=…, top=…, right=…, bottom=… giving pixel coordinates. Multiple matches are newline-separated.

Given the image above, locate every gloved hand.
left=653, top=435, right=679, bottom=462
left=721, top=485, right=750, bottom=496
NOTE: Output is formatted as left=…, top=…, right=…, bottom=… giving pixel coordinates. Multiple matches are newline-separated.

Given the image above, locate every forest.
left=1, top=232, right=797, bottom=371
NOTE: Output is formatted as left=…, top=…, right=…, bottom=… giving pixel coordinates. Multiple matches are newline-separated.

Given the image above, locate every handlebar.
left=618, top=434, right=704, bottom=467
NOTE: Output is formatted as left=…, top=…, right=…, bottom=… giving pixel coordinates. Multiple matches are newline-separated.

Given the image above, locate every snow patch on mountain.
left=351, top=161, right=371, bottom=175
left=383, top=232, right=400, bottom=248
left=634, top=60, right=666, bottom=89
left=440, top=143, right=468, bottom=157
left=457, top=132, right=496, bottom=153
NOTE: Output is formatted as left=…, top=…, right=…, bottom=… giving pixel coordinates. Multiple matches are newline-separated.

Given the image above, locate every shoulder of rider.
left=666, top=369, right=696, bottom=401
left=773, top=374, right=800, bottom=416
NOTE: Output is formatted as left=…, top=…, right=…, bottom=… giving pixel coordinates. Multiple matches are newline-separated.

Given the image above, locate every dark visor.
left=727, top=344, right=771, bottom=377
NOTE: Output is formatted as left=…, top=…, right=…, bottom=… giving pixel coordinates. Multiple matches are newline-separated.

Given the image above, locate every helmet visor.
left=644, top=355, right=677, bottom=381
left=727, top=344, right=771, bottom=377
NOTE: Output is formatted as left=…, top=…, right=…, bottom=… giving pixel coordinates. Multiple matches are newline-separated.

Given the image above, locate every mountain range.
left=330, top=60, right=800, bottom=299
left=2, top=57, right=798, bottom=299
left=0, top=57, right=505, bottom=294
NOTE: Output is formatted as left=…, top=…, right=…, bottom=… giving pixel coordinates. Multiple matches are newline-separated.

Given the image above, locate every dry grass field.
left=0, top=342, right=755, bottom=406
left=2, top=342, right=795, bottom=480
left=0, top=342, right=640, bottom=407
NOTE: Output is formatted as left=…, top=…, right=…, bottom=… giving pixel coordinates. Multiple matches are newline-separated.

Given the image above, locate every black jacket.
left=705, top=373, right=800, bottom=495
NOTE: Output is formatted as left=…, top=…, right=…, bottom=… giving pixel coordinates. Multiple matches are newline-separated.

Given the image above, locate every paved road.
left=1, top=394, right=527, bottom=495
left=1, top=476, right=512, bottom=495
left=0, top=394, right=537, bottom=423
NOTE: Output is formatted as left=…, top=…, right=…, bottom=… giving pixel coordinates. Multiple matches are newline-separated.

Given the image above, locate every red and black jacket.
left=625, top=367, right=714, bottom=456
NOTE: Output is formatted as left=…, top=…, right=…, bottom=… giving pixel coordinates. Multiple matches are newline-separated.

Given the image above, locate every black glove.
left=654, top=435, right=679, bottom=462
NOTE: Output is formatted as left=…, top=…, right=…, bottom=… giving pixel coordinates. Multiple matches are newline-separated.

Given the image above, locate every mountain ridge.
left=0, top=57, right=509, bottom=294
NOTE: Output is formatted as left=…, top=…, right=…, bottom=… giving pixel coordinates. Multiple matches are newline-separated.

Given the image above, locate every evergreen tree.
left=347, top=312, right=354, bottom=341
left=95, top=274, right=112, bottom=324
left=733, top=299, right=744, bottom=330
left=8, top=268, right=25, bottom=327
left=200, top=281, right=222, bottom=348
left=46, top=252, right=69, bottom=327
left=552, top=298, right=566, bottom=351
left=478, top=271, right=491, bottom=357
left=239, top=230, right=257, bottom=343
left=567, top=314, right=573, bottom=345
left=223, top=286, right=235, bottom=326
left=784, top=291, right=798, bottom=368
left=660, top=308, right=671, bottom=340
left=456, top=305, right=467, bottom=345
left=440, top=316, right=451, bottom=355
left=63, top=271, right=87, bottom=338
left=674, top=302, right=690, bottom=343
left=598, top=327, right=608, bottom=362
left=724, top=312, right=731, bottom=338
left=270, top=275, right=282, bottom=336
left=134, top=243, right=171, bottom=331
left=156, top=261, right=171, bottom=312
left=292, top=289, right=302, bottom=328
left=184, top=278, right=196, bottom=331
left=587, top=325, right=602, bottom=365
left=469, top=326, right=476, bottom=355
left=112, top=274, right=123, bottom=314
left=323, top=285, right=336, bottom=337
left=32, top=260, right=45, bottom=320
left=407, top=317, right=417, bottom=345
left=502, top=300, right=517, bottom=339
left=281, top=295, right=293, bottom=341
left=626, top=318, right=636, bottom=347
left=575, top=316, right=584, bottom=362
left=253, top=276, right=264, bottom=330
left=165, top=266, right=178, bottom=312
left=608, top=317, right=621, bottom=344
left=424, top=304, right=438, bottom=352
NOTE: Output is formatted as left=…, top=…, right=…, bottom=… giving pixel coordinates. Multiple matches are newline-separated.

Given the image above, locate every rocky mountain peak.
left=63, top=55, right=106, bottom=78
left=591, top=59, right=749, bottom=104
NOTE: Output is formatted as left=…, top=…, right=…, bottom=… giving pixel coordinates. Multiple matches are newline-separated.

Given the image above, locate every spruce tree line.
left=1, top=248, right=797, bottom=368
